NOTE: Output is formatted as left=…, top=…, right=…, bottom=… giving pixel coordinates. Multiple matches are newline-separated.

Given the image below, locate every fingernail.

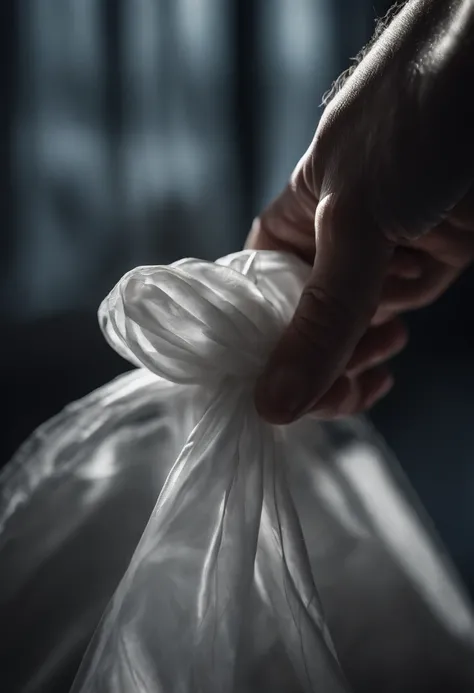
left=255, top=367, right=312, bottom=424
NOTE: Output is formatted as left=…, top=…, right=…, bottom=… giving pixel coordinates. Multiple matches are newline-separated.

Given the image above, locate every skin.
left=247, top=0, right=474, bottom=424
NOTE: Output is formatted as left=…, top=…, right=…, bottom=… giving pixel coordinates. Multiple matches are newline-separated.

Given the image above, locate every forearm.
left=324, top=0, right=474, bottom=108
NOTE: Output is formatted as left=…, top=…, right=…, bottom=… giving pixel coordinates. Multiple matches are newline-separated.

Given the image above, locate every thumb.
left=255, top=194, right=393, bottom=424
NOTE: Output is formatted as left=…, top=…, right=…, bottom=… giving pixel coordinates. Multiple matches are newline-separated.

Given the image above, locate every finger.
left=409, top=222, right=474, bottom=269
left=345, top=317, right=408, bottom=376
left=372, top=225, right=474, bottom=322
left=246, top=162, right=318, bottom=264
left=388, top=247, right=423, bottom=279
left=379, top=256, right=462, bottom=313
left=371, top=308, right=397, bottom=326
left=310, top=365, right=394, bottom=419
left=255, top=194, right=393, bottom=424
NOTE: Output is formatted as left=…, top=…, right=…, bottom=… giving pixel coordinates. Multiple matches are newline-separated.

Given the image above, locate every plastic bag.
left=2, top=251, right=474, bottom=693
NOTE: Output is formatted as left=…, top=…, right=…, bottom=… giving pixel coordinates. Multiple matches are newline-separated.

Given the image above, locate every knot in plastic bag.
left=99, top=251, right=309, bottom=386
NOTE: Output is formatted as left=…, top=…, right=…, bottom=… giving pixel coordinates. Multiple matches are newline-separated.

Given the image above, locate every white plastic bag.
left=2, top=251, right=474, bottom=693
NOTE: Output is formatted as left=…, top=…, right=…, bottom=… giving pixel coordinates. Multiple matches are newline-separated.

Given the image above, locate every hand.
left=248, top=0, right=474, bottom=424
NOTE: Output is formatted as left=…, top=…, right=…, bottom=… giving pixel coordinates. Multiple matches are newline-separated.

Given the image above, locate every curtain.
left=2, top=0, right=387, bottom=322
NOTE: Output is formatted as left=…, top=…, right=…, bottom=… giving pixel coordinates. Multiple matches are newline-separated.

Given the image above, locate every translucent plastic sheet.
left=1, top=251, right=474, bottom=693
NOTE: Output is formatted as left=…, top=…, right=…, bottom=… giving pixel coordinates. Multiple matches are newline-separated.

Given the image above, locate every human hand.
left=248, top=0, right=474, bottom=424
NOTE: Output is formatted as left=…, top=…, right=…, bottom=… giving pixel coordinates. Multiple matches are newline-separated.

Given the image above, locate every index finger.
left=246, top=155, right=319, bottom=264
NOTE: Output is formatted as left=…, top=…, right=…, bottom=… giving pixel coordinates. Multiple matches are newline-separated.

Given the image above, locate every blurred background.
left=2, top=0, right=474, bottom=594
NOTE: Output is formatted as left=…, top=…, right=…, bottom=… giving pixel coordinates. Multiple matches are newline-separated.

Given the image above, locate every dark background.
left=1, top=0, right=474, bottom=594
